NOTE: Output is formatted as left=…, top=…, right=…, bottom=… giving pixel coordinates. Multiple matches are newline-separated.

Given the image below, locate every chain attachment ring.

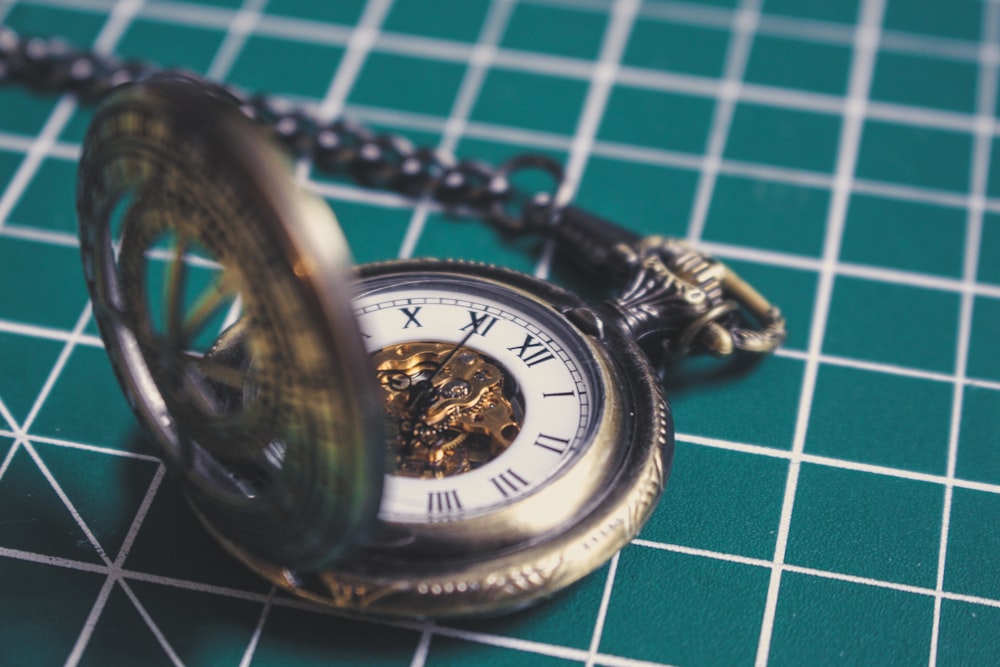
left=2, top=26, right=787, bottom=366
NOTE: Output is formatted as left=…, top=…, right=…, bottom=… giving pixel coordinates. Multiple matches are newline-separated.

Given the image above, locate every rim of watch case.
left=208, top=260, right=675, bottom=618
left=75, top=77, right=675, bottom=618
left=76, top=76, right=386, bottom=571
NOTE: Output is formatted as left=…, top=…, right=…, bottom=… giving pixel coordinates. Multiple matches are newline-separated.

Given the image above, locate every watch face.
left=355, top=271, right=604, bottom=523
left=76, top=80, right=672, bottom=617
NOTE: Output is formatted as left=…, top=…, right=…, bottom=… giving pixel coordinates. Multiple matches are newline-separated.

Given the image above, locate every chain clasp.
left=609, top=236, right=786, bottom=364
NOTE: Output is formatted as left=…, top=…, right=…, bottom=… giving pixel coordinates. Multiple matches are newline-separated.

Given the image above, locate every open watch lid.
left=76, top=76, right=385, bottom=571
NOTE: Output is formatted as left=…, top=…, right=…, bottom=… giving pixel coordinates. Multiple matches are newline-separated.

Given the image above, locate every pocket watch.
left=72, top=74, right=785, bottom=618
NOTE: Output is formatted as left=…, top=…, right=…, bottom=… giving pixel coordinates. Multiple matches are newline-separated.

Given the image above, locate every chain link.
left=0, top=27, right=787, bottom=359
left=0, top=27, right=559, bottom=233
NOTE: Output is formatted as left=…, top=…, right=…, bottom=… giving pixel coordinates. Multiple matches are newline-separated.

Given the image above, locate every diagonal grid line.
left=64, top=462, right=168, bottom=665
left=21, top=441, right=112, bottom=564
left=238, top=587, right=276, bottom=667
left=0, top=438, right=20, bottom=484
left=585, top=551, right=620, bottom=667
left=0, top=0, right=997, bottom=664
left=117, top=577, right=186, bottom=666
left=41, top=0, right=270, bottom=662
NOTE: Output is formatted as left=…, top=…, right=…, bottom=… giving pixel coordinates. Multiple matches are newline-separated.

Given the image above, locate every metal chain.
left=0, top=26, right=787, bottom=360
left=0, top=27, right=557, bottom=234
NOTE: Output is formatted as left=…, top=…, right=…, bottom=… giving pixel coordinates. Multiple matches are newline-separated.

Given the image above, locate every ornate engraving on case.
left=610, top=255, right=711, bottom=345
left=67, top=74, right=785, bottom=619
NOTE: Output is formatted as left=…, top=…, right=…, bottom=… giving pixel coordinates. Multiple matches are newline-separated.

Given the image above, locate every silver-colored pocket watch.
left=76, top=76, right=785, bottom=618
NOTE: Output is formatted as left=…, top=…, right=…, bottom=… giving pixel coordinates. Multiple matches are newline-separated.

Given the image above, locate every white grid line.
left=5, top=99, right=1000, bottom=248
left=117, top=577, right=185, bottom=666
left=754, top=0, right=884, bottom=663
left=1, top=0, right=1000, bottom=318
left=203, top=0, right=264, bottom=81
left=238, top=587, right=274, bottom=667
left=585, top=551, right=620, bottom=667
left=0, top=0, right=139, bottom=231
left=1, top=0, right=998, bottom=664
left=65, top=574, right=122, bottom=665
left=21, top=439, right=111, bottom=562
left=928, top=2, right=1000, bottom=665
left=0, top=99, right=77, bottom=230
left=684, top=0, right=758, bottom=244
left=0, top=436, right=20, bottom=483
left=314, top=0, right=391, bottom=124
left=0, top=0, right=263, bottom=662
left=16, top=303, right=93, bottom=435
left=546, top=0, right=638, bottom=652
left=14, top=431, right=162, bottom=462
left=8, top=0, right=1000, bottom=140
left=246, top=1, right=398, bottom=662
left=65, top=463, right=168, bottom=666
left=2, top=532, right=999, bottom=667
left=8, top=117, right=1000, bottom=280
left=632, top=539, right=1000, bottom=611
left=22, top=0, right=1000, bottom=68
left=395, top=0, right=515, bottom=260
left=408, top=622, right=434, bottom=667
left=4, top=395, right=1000, bottom=499
left=554, top=0, right=638, bottom=204
left=8, top=533, right=1000, bottom=621
left=534, top=0, right=639, bottom=279
left=5, top=168, right=1000, bottom=300
left=676, top=432, right=1000, bottom=496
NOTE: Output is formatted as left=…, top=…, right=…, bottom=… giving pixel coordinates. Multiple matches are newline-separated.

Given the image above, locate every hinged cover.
left=77, top=76, right=384, bottom=570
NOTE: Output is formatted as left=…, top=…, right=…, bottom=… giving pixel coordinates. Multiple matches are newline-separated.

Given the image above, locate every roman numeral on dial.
left=543, top=390, right=574, bottom=398
left=427, top=490, right=462, bottom=514
left=507, top=334, right=554, bottom=367
left=399, top=306, right=422, bottom=328
left=489, top=468, right=529, bottom=498
left=459, top=310, right=498, bottom=336
left=534, top=433, right=571, bottom=455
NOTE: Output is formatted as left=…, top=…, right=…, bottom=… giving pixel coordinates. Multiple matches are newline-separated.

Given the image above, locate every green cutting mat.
left=2, top=0, right=999, bottom=664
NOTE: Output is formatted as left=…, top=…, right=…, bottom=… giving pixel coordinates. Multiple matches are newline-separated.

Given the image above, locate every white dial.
left=353, top=273, right=603, bottom=523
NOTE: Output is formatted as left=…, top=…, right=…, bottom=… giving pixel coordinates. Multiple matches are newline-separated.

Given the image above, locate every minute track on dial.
left=355, top=274, right=599, bottom=523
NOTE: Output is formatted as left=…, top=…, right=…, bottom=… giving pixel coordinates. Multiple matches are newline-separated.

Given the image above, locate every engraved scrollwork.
left=606, top=236, right=786, bottom=362
left=608, top=254, right=711, bottom=346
